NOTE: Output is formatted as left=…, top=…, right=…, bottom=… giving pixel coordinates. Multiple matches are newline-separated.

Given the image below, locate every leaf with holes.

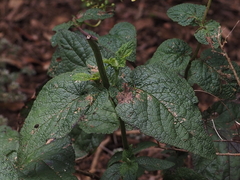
left=17, top=71, right=119, bottom=172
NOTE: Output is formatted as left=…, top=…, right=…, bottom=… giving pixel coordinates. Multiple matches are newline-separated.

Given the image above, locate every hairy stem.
left=86, top=35, right=129, bottom=150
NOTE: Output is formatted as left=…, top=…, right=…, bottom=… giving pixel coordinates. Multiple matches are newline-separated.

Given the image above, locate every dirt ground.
left=1, top=0, right=240, bottom=179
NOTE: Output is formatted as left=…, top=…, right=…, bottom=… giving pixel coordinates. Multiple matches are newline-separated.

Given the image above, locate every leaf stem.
left=87, top=37, right=110, bottom=89
left=86, top=33, right=129, bottom=150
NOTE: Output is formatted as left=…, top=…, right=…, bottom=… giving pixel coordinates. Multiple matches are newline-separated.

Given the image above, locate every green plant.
left=1, top=1, right=240, bottom=179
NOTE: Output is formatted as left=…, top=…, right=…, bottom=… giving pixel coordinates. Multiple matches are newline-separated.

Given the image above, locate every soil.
left=1, top=0, right=240, bottom=179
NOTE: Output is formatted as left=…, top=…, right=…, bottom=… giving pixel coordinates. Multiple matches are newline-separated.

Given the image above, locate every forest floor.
left=1, top=0, right=240, bottom=179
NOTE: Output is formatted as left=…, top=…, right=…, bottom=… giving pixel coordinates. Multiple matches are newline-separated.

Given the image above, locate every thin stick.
left=211, top=119, right=224, bottom=140
left=216, top=153, right=240, bottom=156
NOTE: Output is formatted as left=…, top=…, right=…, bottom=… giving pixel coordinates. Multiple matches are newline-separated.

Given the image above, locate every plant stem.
left=87, top=37, right=110, bottom=89
left=86, top=35, right=129, bottom=150
left=202, top=0, right=212, bottom=25
left=119, top=117, right=129, bottom=150
left=185, top=0, right=212, bottom=79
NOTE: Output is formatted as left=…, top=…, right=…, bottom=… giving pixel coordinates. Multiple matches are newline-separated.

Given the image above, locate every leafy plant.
left=1, top=1, right=240, bottom=179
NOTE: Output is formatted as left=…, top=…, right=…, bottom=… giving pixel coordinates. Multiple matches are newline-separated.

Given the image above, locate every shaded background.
left=0, top=0, right=240, bottom=179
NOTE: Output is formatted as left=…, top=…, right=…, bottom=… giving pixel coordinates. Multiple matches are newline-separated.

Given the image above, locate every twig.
left=88, top=136, right=111, bottom=176
left=216, top=153, right=240, bottom=156
left=75, top=169, right=100, bottom=180
left=211, top=119, right=224, bottom=140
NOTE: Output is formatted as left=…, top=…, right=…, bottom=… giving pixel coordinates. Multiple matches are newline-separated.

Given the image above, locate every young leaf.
left=18, top=136, right=77, bottom=180
left=194, top=20, right=220, bottom=48
left=136, top=156, right=175, bottom=171
left=76, top=8, right=113, bottom=23
left=116, top=64, right=216, bottom=159
left=17, top=72, right=118, bottom=168
left=147, top=39, right=192, bottom=74
left=167, top=3, right=206, bottom=26
left=99, top=22, right=136, bottom=62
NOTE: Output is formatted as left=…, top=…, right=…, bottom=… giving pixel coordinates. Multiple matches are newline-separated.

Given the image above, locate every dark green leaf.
left=193, top=127, right=240, bottom=180
left=78, top=89, right=119, bottom=134
left=107, top=151, right=122, bottom=167
left=48, top=30, right=95, bottom=77
left=52, top=21, right=74, bottom=32
left=0, top=156, right=18, bottom=180
left=69, top=126, right=104, bottom=158
left=194, top=20, right=220, bottom=48
left=148, top=39, right=192, bottom=74
left=99, top=22, right=136, bottom=62
left=76, top=8, right=113, bottom=23
left=101, top=163, right=121, bottom=180
left=18, top=136, right=77, bottom=180
left=133, top=141, right=157, bottom=154
left=18, top=72, right=118, bottom=168
left=116, top=64, right=216, bottom=159
left=163, top=167, right=207, bottom=180
left=188, top=49, right=240, bottom=99
left=167, top=3, right=206, bottom=26
left=136, top=156, right=175, bottom=171
left=0, top=125, right=19, bottom=157
left=120, top=161, right=138, bottom=180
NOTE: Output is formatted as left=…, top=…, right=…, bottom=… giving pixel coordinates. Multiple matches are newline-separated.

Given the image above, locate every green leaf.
left=99, top=22, right=136, bottom=62
left=148, top=39, right=192, bottom=74
left=0, top=125, right=19, bottom=157
left=188, top=49, right=240, bottom=99
left=107, top=151, right=122, bottom=167
left=76, top=8, right=113, bottom=23
left=167, top=3, right=206, bottom=26
left=194, top=20, right=220, bottom=48
left=120, top=161, right=138, bottom=180
left=116, top=64, right=216, bottom=159
left=69, top=125, right=105, bottom=158
left=163, top=167, right=207, bottom=180
left=0, top=156, right=18, bottom=180
left=101, top=163, right=121, bottom=180
left=136, top=156, right=175, bottom=171
left=132, top=141, right=157, bottom=154
left=48, top=30, right=95, bottom=77
left=78, top=89, right=119, bottom=134
left=52, top=21, right=74, bottom=32
left=18, top=72, right=118, bottom=168
left=193, top=127, right=240, bottom=180
left=18, top=136, right=77, bottom=180
left=204, top=101, right=240, bottom=141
